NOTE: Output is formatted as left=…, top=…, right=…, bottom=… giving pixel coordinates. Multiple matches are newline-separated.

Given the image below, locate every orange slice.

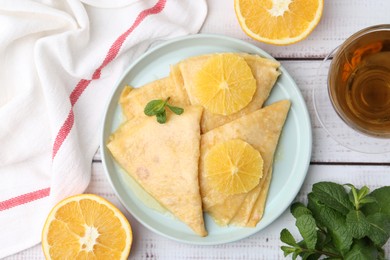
left=205, top=139, right=264, bottom=195
left=193, top=53, right=256, bottom=115
left=42, top=194, right=132, bottom=260
left=234, top=0, right=324, bottom=45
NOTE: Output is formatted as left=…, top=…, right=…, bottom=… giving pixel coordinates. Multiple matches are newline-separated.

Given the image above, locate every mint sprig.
left=144, top=97, right=184, bottom=124
left=281, top=182, right=390, bottom=260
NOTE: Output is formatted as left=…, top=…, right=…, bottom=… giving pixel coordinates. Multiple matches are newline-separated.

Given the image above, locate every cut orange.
left=205, top=139, right=264, bottom=195
left=234, top=0, right=324, bottom=45
left=193, top=53, right=256, bottom=115
left=42, top=194, right=132, bottom=260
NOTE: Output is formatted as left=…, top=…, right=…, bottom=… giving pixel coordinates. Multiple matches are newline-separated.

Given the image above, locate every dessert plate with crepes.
left=101, top=34, right=312, bottom=245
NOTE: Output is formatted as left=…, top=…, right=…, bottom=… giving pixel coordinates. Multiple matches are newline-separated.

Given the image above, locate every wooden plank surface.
left=7, top=164, right=390, bottom=259
left=202, top=0, right=390, bottom=58
left=6, top=0, right=390, bottom=259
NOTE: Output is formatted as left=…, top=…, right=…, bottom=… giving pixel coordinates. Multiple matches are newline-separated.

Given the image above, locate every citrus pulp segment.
left=234, top=0, right=324, bottom=45
left=193, top=53, right=256, bottom=115
left=42, top=194, right=132, bottom=260
left=204, top=139, right=264, bottom=195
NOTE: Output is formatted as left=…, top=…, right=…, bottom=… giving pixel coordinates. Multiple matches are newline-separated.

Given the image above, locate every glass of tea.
left=313, top=24, right=390, bottom=153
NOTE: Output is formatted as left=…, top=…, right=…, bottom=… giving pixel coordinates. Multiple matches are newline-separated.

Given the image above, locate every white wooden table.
left=6, top=1, right=390, bottom=259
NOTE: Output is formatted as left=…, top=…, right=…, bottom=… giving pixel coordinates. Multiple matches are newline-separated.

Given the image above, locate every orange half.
left=235, top=0, right=324, bottom=45
left=42, top=194, right=132, bottom=260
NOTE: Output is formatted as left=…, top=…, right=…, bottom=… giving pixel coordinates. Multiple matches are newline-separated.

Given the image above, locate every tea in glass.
left=328, top=25, right=390, bottom=138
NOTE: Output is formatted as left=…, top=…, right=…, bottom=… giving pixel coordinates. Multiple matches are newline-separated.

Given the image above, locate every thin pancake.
left=229, top=167, right=273, bottom=226
left=119, top=77, right=190, bottom=120
left=172, top=53, right=280, bottom=133
left=247, top=167, right=273, bottom=227
left=199, top=100, right=290, bottom=226
left=107, top=106, right=207, bottom=236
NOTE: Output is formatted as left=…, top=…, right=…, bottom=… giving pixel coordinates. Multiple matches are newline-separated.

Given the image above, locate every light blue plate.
left=101, top=34, right=312, bottom=245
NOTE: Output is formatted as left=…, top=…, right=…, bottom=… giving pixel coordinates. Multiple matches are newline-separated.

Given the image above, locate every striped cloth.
left=0, top=0, right=207, bottom=257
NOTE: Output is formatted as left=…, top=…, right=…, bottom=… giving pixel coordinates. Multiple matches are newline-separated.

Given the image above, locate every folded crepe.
left=107, top=106, right=207, bottom=236
left=199, top=100, right=291, bottom=226
left=119, top=77, right=190, bottom=120
left=171, top=53, right=281, bottom=133
left=229, top=168, right=273, bottom=227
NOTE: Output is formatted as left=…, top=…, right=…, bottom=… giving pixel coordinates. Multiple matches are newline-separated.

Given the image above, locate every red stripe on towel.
left=0, top=188, right=51, bottom=211
left=0, top=0, right=167, bottom=211
left=52, top=0, right=167, bottom=158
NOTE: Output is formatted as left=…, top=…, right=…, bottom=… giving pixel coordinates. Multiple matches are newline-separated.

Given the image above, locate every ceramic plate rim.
left=100, top=34, right=312, bottom=245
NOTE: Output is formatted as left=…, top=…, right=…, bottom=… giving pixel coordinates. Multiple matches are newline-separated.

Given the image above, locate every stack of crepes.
left=107, top=52, right=291, bottom=237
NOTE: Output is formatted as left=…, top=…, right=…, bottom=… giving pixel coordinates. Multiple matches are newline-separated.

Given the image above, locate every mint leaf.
left=316, top=230, right=332, bottom=249
left=280, top=183, right=390, bottom=259
left=300, top=251, right=318, bottom=260
left=344, top=239, right=380, bottom=260
left=358, top=196, right=377, bottom=207
left=362, top=186, right=390, bottom=216
left=143, top=97, right=184, bottom=124
left=144, top=99, right=167, bottom=116
left=281, top=246, right=298, bottom=258
left=346, top=210, right=370, bottom=239
left=280, top=228, right=298, bottom=246
left=166, top=104, right=184, bottom=115
left=296, top=214, right=317, bottom=250
left=357, top=186, right=370, bottom=199
left=366, top=212, right=390, bottom=247
left=322, top=242, right=340, bottom=258
left=156, top=110, right=167, bottom=124
left=308, top=192, right=353, bottom=255
left=346, top=184, right=376, bottom=210
left=312, top=182, right=353, bottom=215
left=378, top=247, right=386, bottom=260
left=291, top=202, right=312, bottom=218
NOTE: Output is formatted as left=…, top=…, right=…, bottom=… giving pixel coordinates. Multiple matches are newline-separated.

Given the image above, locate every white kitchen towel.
left=0, top=0, right=207, bottom=257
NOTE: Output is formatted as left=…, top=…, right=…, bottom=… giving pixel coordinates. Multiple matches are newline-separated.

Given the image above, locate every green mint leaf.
left=281, top=246, right=298, bottom=257
left=312, top=182, right=353, bottom=215
left=308, top=192, right=353, bottom=256
left=166, top=104, right=184, bottom=115
left=362, top=186, right=390, bottom=216
left=366, top=212, right=390, bottom=247
left=346, top=210, right=370, bottom=239
left=292, top=251, right=301, bottom=260
left=281, top=246, right=297, bottom=257
left=144, top=97, right=184, bottom=123
left=322, top=242, right=341, bottom=258
left=346, top=184, right=372, bottom=210
left=316, top=230, right=332, bottom=250
left=291, top=202, right=312, bottom=218
left=296, top=214, right=317, bottom=250
left=344, top=239, right=380, bottom=260
left=359, top=195, right=377, bottom=207
left=357, top=186, right=370, bottom=200
left=280, top=228, right=298, bottom=246
left=378, top=247, right=386, bottom=260
left=301, top=252, right=320, bottom=260
left=144, top=99, right=166, bottom=116
left=156, top=111, right=167, bottom=124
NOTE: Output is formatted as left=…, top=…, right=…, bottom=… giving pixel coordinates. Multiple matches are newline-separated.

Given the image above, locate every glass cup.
left=313, top=24, right=390, bottom=153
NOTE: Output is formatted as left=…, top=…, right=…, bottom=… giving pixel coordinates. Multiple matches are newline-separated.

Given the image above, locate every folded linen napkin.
left=0, top=0, right=207, bottom=257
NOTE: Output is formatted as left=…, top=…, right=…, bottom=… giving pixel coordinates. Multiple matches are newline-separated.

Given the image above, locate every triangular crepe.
left=107, top=106, right=207, bottom=236
left=171, top=53, right=280, bottom=133
left=199, top=100, right=291, bottom=226
left=229, top=167, right=273, bottom=226
left=119, top=77, right=190, bottom=120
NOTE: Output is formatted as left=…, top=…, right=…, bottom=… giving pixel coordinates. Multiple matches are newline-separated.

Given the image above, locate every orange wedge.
left=42, top=194, right=132, bottom=260
left=234, top=0, right=324, bottom=45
